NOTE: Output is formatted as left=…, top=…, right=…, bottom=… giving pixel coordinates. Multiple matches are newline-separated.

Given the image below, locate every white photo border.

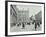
left=5, top=1, right=45, bottom=36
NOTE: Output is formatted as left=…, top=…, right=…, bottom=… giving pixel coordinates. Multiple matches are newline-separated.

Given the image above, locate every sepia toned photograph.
left=5, top=1, right=45, bottom=36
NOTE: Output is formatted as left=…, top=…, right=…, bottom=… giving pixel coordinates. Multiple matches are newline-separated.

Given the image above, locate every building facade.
left=16, top=8, right=29, bottom=23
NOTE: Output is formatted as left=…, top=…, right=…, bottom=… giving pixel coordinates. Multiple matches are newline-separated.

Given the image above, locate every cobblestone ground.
left=10, top=24, right=42, bottom=32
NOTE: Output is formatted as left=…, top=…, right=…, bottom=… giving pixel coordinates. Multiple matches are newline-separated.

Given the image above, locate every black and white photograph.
left=6, top=1, right=45, bottom=36
left=10, top=5, right=42, bottom=31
